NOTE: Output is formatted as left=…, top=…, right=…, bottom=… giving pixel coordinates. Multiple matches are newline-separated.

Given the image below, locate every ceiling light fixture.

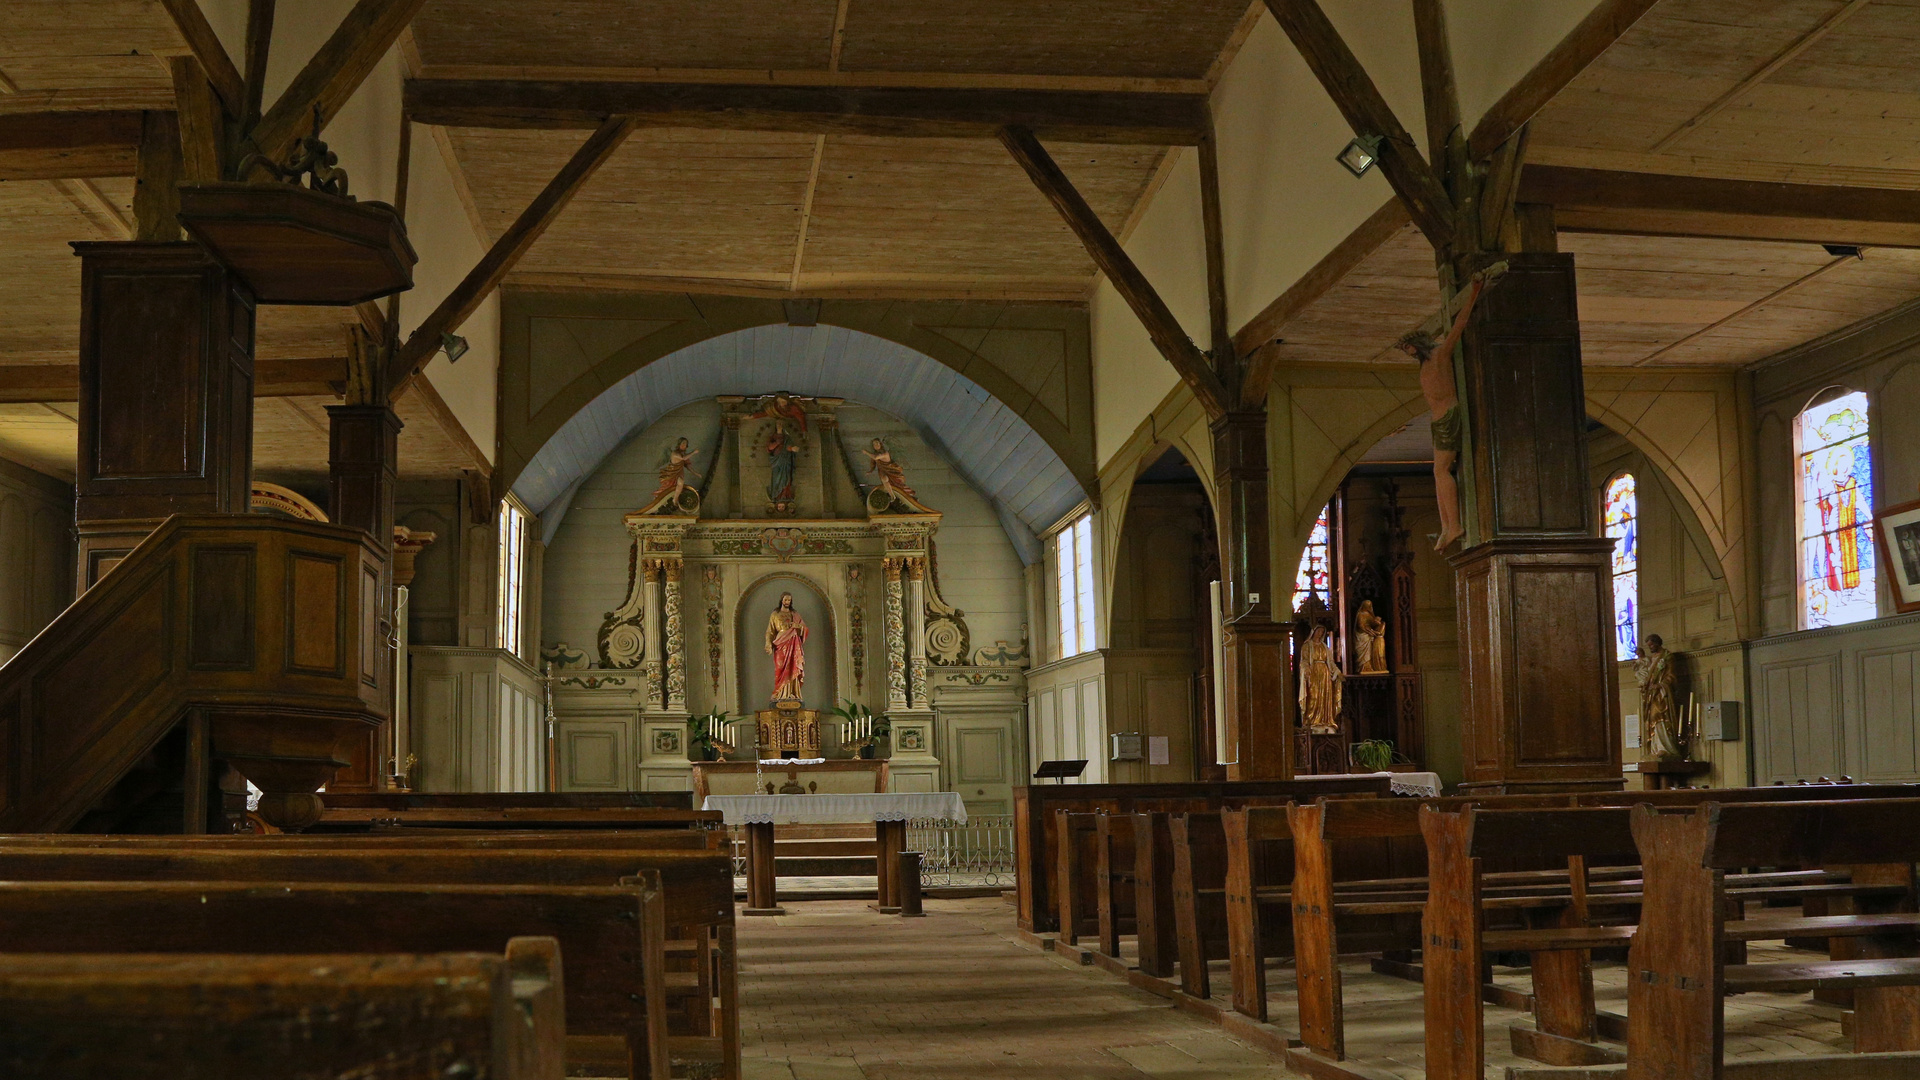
left=441, top=332, right=470, bottom=363
left=1336, top=135, right=1384, bottom=178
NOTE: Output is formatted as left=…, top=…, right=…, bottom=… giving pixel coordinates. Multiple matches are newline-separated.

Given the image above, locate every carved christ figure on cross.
left=764, top=592, right=808, bottom=702
left=1394, top=263, right=1505, bottom=552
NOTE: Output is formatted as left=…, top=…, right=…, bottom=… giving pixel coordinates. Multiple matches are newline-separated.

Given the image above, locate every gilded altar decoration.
left=1636, top=634, right=1683, bottom=760
left=921, top=540, right=972, bottom=666
left=663, top=563, right=685, bottom=708
left=884, top=559, right=908, bottom=708
left=846, top=564, right=866, bottom=695
left=638, top=436, right=701, bottom=515
left=597, top=541, right=647, bottom=668
left=755, top=701, right=822, bottom=758
left=764, top=592, right=809, bottom=702
left=1298, top=626, right=1345, bottom=734
left=1354, top=600, right=1388, bottom=674
left=703, top=565, right=724, bottom=697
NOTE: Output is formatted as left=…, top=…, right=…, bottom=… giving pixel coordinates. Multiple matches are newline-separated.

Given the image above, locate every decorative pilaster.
left=703, top=564, right=724, bottom=699
left=663, top=561, right=685, bottom=710
left=907, top=557, right=929, bottom=707
left=845, top=564, right=866, bottom=695
left=884, top=557, right=908, bottom=709
left=642, top=559, right=666, bottom=708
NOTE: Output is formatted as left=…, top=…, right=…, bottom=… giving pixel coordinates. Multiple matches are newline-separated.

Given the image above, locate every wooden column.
left=743, top=821, right=783, bottom=915
left=325, top=400, right=401, bottom=793
left=1211, top=410, right=1291, bottom=780
left=1450, top=252, right=1622, bottom=794
left=73, top=242, right=256, bottom=589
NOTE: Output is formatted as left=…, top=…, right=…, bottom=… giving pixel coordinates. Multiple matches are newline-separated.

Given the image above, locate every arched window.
left=1292, top=503, right=1333, bottom=616
left=1797, top=390, right=1877, bottom=628
left=1603, top=473, right=1638, bottom=662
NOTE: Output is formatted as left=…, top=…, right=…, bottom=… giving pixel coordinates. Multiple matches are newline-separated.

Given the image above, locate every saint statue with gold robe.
left=1298, top=625, right=1344, bottom=735
left=764, top=592, right=808, bottom=702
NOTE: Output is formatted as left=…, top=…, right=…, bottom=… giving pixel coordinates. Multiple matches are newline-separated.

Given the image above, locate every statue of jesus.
left=764, top=592, right=809, bottom=702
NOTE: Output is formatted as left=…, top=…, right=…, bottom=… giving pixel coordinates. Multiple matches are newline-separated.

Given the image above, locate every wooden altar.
left=690, top=758, right=889, bottom=798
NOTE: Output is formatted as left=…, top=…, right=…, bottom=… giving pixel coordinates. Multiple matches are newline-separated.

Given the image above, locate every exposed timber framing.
left=0, top=357, right=351, bottom=403
left=1233, top=198, right=1411, bottom=405
left=1198, top=122, right=1233, bottom=377
left=157, top=0, right=245, bottom=118
left=49, top=179, right=134, bottom=239
left=248, top=0, right=430, bottom=166
left=1523, top=166, right=1920, bottom=249
left=0, top=110, right=147, bottom=180
left=999, top=124, right=1228, bottom=418
left=242, top=0, right=277, bottom=128
left=402, top=79, right=1211, bottom=145
left=387, top=115, right=639, bottom=395
left=1465, top=0, right=1661, bottom=160
left=1262, top=0, right=1453, bottom=247
left=170, top=56, right=224, bottom=183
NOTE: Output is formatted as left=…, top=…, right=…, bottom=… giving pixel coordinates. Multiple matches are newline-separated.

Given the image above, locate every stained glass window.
left=1797, top=391, right=1877, bottom=629
left=1292, top=504, right=1333, bottom=615
left=1603, top=474, right=1638, bottom=662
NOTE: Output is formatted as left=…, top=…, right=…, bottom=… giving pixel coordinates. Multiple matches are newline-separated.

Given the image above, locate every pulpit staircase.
left=0, top=515, right=389, bottom=833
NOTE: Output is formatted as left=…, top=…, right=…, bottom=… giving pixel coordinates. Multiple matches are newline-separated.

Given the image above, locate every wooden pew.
left=1631, top=799, right=1920, bottom=1077
left=0, top=877, right=673, bottom=1079
left=1014, top=777, right=1393, bottom=933
left=0, top=939, right=566, bottom=1079
left=1055, top=810, right=1100, bottom=945
left=313, top=806, right=723, bottom=831
left=321, top=792, right=696, bottom=810
left=0, top=846, right=736, bottom=1079
left=1130, top=811, right=1178, bottom=977
left=1420, top=801, right=1913, bottom=1080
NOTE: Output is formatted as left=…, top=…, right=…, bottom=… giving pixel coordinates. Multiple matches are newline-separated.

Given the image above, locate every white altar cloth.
left=703, top=792, right=968, bottom=825
left=1297, top=770, right=1443, bottom=797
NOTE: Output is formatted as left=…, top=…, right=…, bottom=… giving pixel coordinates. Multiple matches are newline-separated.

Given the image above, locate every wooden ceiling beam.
left=1262, top=0, right=1453, bottom=248
left=0, top=357, right=348, bottom=403
left=999, top=125, right=1228, bottom=419
left=157, top=0, right=246, bottom=118
left=403, top=79, right=1211, bottom=145
left=1466, top=0, right=1661, bottom=161
left=1522, top=166, right=1920, bottom=249
left=0, top=110, right=147, bottom=180
left=249, top=0, right=429, bottom=166
left=388, top=116, right=638, bottom=397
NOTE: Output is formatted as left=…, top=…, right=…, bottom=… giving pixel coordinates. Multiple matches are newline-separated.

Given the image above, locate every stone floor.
left=736, top=897, right=1856, bottom=1080
left=737, top=897, right=1284, bottom=1079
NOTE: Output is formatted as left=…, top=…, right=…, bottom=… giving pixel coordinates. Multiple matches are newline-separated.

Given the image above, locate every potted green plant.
left=1349, top=738, right=1397, bottom=773
left=687, top=710, right=732, bottom=761
left=830, top=699, right=891, bottom=759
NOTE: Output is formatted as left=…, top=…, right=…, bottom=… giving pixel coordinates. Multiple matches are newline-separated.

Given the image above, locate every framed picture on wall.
left=1877, top=499, right=1920, bottom=614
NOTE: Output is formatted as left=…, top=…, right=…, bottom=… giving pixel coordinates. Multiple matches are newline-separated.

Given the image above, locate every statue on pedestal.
left=1636, top=634, right=1684, bottom=760
left=1299, top=625, right=1345, bottom=735
left=764, top=592, right=809, bottom=702
left=1354, top=599, right=1388, bottom=674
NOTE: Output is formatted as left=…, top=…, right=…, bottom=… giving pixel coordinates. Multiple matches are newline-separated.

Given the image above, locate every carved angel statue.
left=1635, top=634, right=1684, bottom=760
left=1298, top=625, right=1344, bottom=735
left=643, top=437, right=698, bottom=512
left=864, top=438, right=915, bottom=500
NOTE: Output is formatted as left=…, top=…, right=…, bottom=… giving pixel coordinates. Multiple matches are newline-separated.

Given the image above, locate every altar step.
left=776, top=854, right=875, bottom=876
left=773, top=839, right=876, bottom=857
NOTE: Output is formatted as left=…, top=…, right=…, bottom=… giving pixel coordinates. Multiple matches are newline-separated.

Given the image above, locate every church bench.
left=0, top=846, right=736, bottom=1078
left=1631, top=799, right=1920, bottom=1077
left=0, top=829, right=725, bottom=850
left=319, top=792, right=697, bottom=810
left=0, top=877, right=675, bottom=1079
left=1013, top=777, right=1393, bottom=933
left=312, top=806, right=724, bottom=831
left=1094, top=812, right=1139, bottom=957
left=1167, top=810, right=1306, bottom=999
left=0, top=938, right=566, bottom=1079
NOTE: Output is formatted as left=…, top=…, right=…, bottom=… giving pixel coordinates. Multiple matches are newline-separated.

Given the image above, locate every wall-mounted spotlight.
left=1336, top=135, right=1384, bottom=178
left=441, top=332, right=470, bottom=363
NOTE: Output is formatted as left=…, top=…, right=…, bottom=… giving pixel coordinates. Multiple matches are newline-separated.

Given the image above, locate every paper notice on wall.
left=1624, top=713, right=1640, bottom=750
left=1148, top=736, right=1170, bottom=766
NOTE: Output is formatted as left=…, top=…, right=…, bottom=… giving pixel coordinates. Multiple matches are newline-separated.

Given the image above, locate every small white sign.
left=1148, top=736, right=1170, bottom=766
left=1624, top=712, right=1640, bottom=750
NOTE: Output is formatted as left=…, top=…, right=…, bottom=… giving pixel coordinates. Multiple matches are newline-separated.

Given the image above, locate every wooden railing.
left=0, top=515, right=388, bottom=832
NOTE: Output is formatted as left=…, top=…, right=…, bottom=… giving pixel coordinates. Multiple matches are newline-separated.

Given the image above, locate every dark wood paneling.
left=188, top=545, right=253, bottom=670
left=1511, top=565, right=1611, bottom=766
left=91, top=270, right=202, bottom=480
left=34, top=564, right=174, bottom=774
left=287, top=551, right=344, bottom=676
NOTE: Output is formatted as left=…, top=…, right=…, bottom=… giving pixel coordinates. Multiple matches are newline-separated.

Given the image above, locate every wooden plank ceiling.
left=412, top=0, right=1254, bottom=300
left=1256, top=0, right=1920, bottom=370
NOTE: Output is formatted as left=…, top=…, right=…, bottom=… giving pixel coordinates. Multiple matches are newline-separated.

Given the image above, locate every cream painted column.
left=643, top=560, right=665, bottom=708
left=907, top=556, right=929, bottom=708
left=884, top=556, right=909, bottom=710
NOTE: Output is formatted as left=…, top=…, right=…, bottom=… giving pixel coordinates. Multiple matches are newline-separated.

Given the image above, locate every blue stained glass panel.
left=1797, top=392, right=1876, bottom=629
left=1603, top=474, right=1638, bottom=661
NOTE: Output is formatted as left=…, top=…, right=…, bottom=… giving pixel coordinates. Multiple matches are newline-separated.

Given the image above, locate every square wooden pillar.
left=73, top=241, right=255, bottom=588
left=1450, top=252, right=1622, bottom=793
left=325, top=403, right=402, bottom=792
left=1212, top=409, right=1291, bottom=780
